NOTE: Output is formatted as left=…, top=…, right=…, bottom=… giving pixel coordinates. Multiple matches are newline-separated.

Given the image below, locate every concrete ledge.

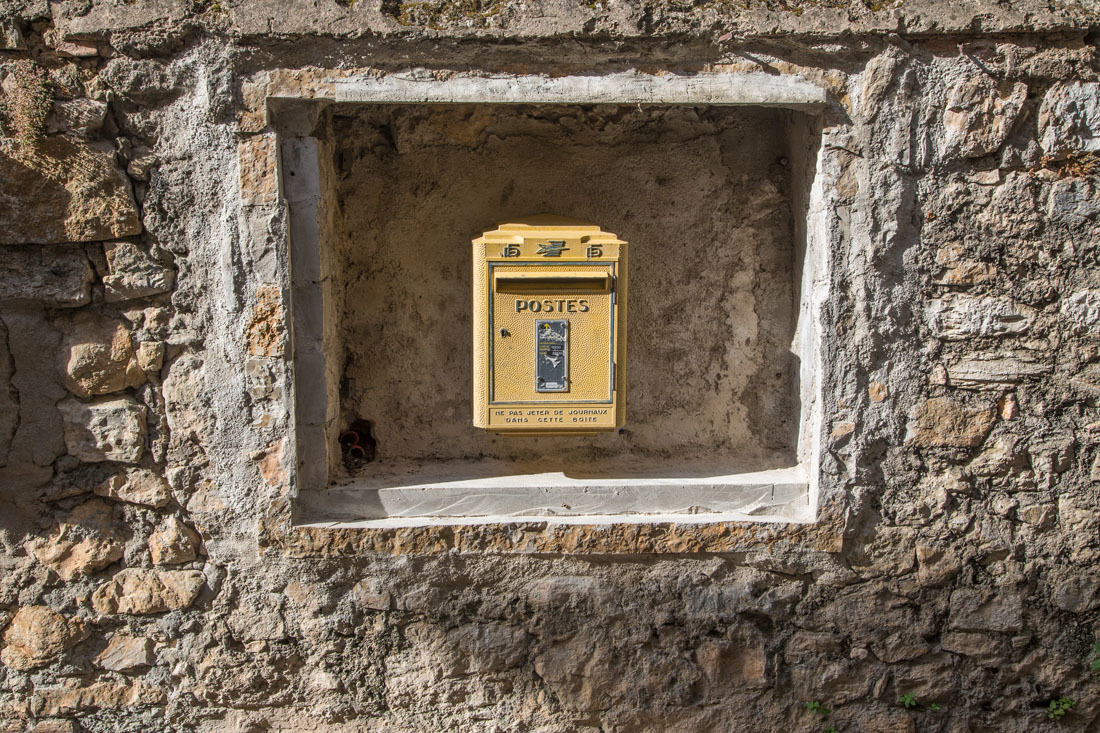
left=328, top=71, right=829, bottom=110
left=296, top=460, right=811, bottom=525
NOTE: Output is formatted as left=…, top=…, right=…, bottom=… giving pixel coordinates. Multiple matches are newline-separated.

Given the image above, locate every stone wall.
left=0, top=1, right=1099, bottom=731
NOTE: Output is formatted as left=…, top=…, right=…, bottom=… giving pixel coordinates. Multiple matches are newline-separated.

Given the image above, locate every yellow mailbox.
left=472, top=215, right=627, bottom=434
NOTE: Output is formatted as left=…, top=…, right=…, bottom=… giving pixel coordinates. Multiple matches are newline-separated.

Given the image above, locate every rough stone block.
left=948, top=589, right=1023, bottom=633
left=1052, top=574, right=1100, bottom=613
left=947, top=352, right=1051, bottom=388
left=1062, top=289, right=1100, bottom=333
left=25, top=499, right=125, bottom=581
left=60, top=313, right=145, bottom=397
left=1039, top=81, right=1100, bottom=158
left=94, top=634, right=154, bottom=671
left=94, top=468, right=171, bottom=508
left=0, top=136, right=140, bottom=245
left=905, top=397, right=997, bottom=448
left=0, top=606, right=87, bottom=671
left=148, top=515, right=201, bottom=565
left=1047, top=177, right=1100, bottom=224
left=941, top=77, right=1027, bottom=159
left=91, top=568, right=204, bottom=615
left=0, top=245, right=93, bottom=307
left=925, top=295, right=1034, bottom=340
left=102, top=241, right=175, bottom=302
left=58, top=396, right=146, bottom=464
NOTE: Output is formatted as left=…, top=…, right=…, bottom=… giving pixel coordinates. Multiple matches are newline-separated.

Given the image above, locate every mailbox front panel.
left=490, top=263, right=615, bottom=404
left=472, top=216, right=627, bottom=435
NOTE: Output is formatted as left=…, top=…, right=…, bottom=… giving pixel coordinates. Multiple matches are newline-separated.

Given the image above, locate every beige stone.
left=149, top=515, right=201, bottom=565
left=60, top=313, right=145, bottom=398
left=94, top=634, right=155, bottom=671
left=0, top=606, right=87, bottom=670
left=26, top=499, right=125, bottom=581
left=35, top=679, right=165, bottom=716
left=695, top=638, right=768, bottom=688
left=91, top=568, right=204, bottom=615
left=0, top=135, right=141, bottom=245
left=942, top=77, right=1027, bottom=158
left=924, top=295, right=1035, bottom=340
left=905, top=397, right=997, bottom=448
left=136, top=341, right=165, bottom=375
left=246, top=285, right=285, bottom=357
left=58, top=396, right=146, bottom=463
left=94, top=468, right=171, bottom=508
left=102, top=242, right=175, bottom=303
left=948, top=589, right=1023, bottom=633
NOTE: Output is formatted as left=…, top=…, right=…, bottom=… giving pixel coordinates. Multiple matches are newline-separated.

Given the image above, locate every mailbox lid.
left=473, top=215, right=625, bottom=259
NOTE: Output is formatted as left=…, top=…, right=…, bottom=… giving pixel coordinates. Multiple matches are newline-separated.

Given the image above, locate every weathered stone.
left=1052, top=574, right=1100, bottom=613
left=94, top=634, right=155, bottom=671
left=790, top=659, right=877, bottom=706
left=1063, top=289, right=1100, bottom=333
left=871, top=632, right=930, bottom=663
left=0, top=245, right=93, bottom=307
left=1048, top=177, right=1100, bottom=225
left=925, top=295, right=1035, bottom=340
left=58, top=396, right=146, bottom=464
left=916, top=544, right=963, bottom=587
left=785, top=631, right=843, bottom=662
left=968, top=435, right=1024, bottom=476
left=34, top=679, right=165, bottom=716
left=94, top=468, right=171, bottom=508
left=892, top=652, right=955, bottom=701
left=933, top=243, right=995, bottom=286
left=941, top=631, right=1009, bottom=667
left=102, top=242, right=175, bottom=302
left=45, top=99, right=108, bottom=137
left=136, top=341, right=165, bottom=375
left=905, top=396, right=997, bottom=448
left=246, top=285, right=285, bottom=357
left=0, top=606, right=87, bottom=670
left=948, top=589, right=1023, bottom=633
left=942, top=77, right=1027, bottom=158
left=91, top=568, right=204, bottom=615
left=695, top=638, right=769, bottom=688
left=0, top=136, right=141, bottom=245
left=149, top=515, right=201, bottom=565
left=0, top=20, right=26, bottom=50
left=947, top=352, right=1051, bottom=388
left=1038, top=81, right=1100, bottom=158
left=60, top=313, right=145, bottom=398
left=26, top=499, right=125, bottom=580
left=1, top=305, right=66, bottom=470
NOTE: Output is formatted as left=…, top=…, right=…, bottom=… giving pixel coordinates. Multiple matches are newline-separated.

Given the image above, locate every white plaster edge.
left=298, top=510, right=814, bottom=530
left=328, top=70, right=829, bottom=108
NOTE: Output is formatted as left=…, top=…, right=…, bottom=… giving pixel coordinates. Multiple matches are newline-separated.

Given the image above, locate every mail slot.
left=472, top=215, right=627, bottom=434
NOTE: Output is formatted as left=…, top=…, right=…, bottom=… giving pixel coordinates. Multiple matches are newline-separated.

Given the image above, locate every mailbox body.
left=472, top=216, right=627, bottom=434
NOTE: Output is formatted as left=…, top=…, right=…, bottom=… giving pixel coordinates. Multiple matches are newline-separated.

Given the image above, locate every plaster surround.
left=271, top=71, right=832, bottom=527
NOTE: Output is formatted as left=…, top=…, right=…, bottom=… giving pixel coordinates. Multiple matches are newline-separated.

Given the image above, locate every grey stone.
left=925, top=295, right=1035, bottom=340
left=1052, top=575, right=1100, bottom=614
left=0, top=20, right=26, bottom=50
left=58, top=396, right=146, bottom=464
left=947, top=352, right=1051, bottom=388
left=103, top=242, right=175, bottom=302
left=1062, top=290, right=1100, bottom=333
left=948, top=589, right=1023, bottom=633
left=0, top=305, right=66, bottom=468
left=0, top=245, right=93, bottom=307
left=1047, top=178, right=1100, bottom=224
left=1038, top=81, right=1100, bottom=158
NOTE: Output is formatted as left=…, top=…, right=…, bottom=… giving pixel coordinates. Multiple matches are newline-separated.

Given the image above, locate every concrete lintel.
left=328, top=70, right=829, bottom=109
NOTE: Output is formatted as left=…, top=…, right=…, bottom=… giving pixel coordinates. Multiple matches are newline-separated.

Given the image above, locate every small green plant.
left=898, top=692, right=918, bottom=709
left=1089, top=642, right=1100, bottom=673
left=1048, top=696, right=1075, bottom=720
left=928, top=703, right=941, bottom=711
left=804, top=700, right=831, bottom=718
left=824, top=728, right=840, bottom=733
